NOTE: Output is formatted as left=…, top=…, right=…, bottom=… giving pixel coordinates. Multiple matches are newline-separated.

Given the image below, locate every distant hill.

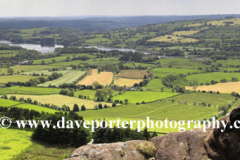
left=1, top=15, right=240, bottom=31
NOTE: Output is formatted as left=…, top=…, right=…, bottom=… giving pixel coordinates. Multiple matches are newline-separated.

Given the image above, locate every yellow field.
left=116, top=70, right=148, bottom=79
left=207, top=18, right=240, bottom=26
left=77, top=69, right=113, bottom=86
left=8, top=94, right=113, bottom=109
left=148, top=35, right=198, bottom=43
left=114, top=77, right=143, bottom=87
left=172, top=30, right=200, bottom=36
left=185, top=81, right=240, bottom=93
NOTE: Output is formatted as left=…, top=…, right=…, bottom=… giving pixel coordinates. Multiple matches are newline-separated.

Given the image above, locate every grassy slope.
left=79, top=92, right=235, bottom=132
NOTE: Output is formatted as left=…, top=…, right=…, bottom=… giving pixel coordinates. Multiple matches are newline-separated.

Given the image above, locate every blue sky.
left=1, top=0, right=240, bottom=17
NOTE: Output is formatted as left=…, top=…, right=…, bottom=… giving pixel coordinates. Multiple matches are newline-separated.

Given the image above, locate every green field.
left=113, top=91, right=179, bottom=104
left=145, top=79, right=172, bottom=91
left=14, top=103, right=58, bottom=114
left=74, top=90, right=96, bottom=99
left=0, top=65, right=62, bottom=74
left=0, top=75, right=38, bottom=83
left=78, top=92, right=233, bottom=132
left=0, top=86, right=61, bottom=95
left=153, top=58, right=208, bottom=68
left=185, top=72, right=240, bottom=84
left=151, top=68, right=203, bottom=78
left=0, top=126, right=33, bottom=160
left=0, top=98, right=20, bottom=106
left=38, top=71, right=85, bottom=87
left=33, top=53, right=96, bottom=64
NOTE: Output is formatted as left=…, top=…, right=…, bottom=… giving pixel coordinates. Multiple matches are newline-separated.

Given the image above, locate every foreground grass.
left=12, top=141, right=75, bottom=160
left=0, top=126, right=33, bottom=160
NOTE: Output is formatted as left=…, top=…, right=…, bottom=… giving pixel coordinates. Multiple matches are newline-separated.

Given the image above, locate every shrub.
left=98, top=104, right=103, bottom=109
left=137, top=141, right=157, bottom=157
left=19, top=97, right=24, bottom=102
left=112, top=103, right=116, bottom=107
left=33, top=100, right=38, bottom=105
left=142, top=101, right=145, bottom=104
left=115, top=100, right=119, bottom=103
left=119, top=100, right=123, bottom=104
left=217, top=91, right=220, bottom=94
left=136, top=102, right=139, bottom=105
left=202, top=90, right=206, bottom=93
left=59, top=89, right=71, bottom=96
left=124, top=99, right=128, bottom=104
left=73, top=104, right=79, bottom=112
left=27, top=98, right=32, bottom=103
left=1, top=94, right=7, bottom=99
left=9, top=95, right=16, bottom=101
left=81, top=105, right=86, bottom=111
left=104, top=104, right=108, bottom=108
left=94, top=105, right=98, bottom=110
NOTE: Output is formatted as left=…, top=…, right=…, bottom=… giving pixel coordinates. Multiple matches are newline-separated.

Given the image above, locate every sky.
left=0, top=0, right=240, bottom=17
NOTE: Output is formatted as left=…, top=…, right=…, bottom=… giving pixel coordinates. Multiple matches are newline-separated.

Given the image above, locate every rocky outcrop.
left=68, top=140, right=155, bottom=160
left=69, top=106, right=240, bottom=160
left=151, top=128, right=211, bottom=160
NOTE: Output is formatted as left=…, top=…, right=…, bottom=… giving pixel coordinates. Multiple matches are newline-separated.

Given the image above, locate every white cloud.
left=0, top=0, right=240, bottom=17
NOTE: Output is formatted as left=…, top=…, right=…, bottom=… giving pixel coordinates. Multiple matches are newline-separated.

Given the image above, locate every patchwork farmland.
left=38, top=71, right=85, bottom=87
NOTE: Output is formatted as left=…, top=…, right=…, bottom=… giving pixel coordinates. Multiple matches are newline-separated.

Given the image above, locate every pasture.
left=9, top=94, right=113, bottom=110
left=113, top=91, right=178, bottom=104
left=74, top=90, right=96, bottom=99
left=148, top=34, right=198, bottom=43
left=33, top=53, right=96, bottom=64
left=78, top=92, right=237, bottom=132
left=153, top=58, right=208, bottom=68
left=0, top=127, right=33, bottom=160
left=116, top=70, right=148, bottom=79
left=38, top=71, right=85, bottom=87
left=78, top=92, right=230, bottom=132
left=0, top=65, right=61, bottom=74
left=145, top=79, right=172, bottom=92
left=114, top=77, right=142, bottom=87
left=151, top=68, right=203, bottom=78
left=0, top=75, right=38, bottom=83
left=77, top=69, right=113, bottom=86
left=0, top=98, right=20, bottom=106
left=185, top=81, right=240, bottom=93
left=14, top=103, right=58, bottom=114
left=185, top=72, right=240, bottom=84
left=0, top=86, right=61, bottom=95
